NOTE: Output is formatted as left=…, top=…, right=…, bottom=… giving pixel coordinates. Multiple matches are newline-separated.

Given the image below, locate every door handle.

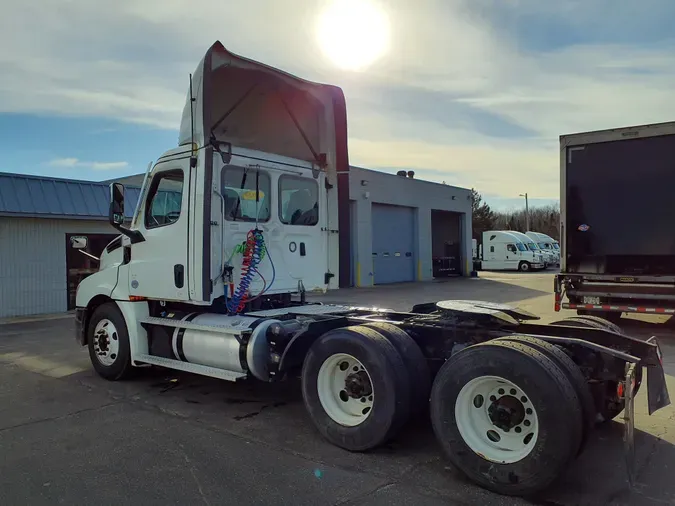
left=300, top=243, right=306, bottom=256
left=174, top=264, right=184, bottom=288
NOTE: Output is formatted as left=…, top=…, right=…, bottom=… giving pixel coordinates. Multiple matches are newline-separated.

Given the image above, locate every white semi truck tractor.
left=73, top=41, right=670, bottom=497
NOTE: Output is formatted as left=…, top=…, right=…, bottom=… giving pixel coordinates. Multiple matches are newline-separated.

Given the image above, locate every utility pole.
left=519, top=193, right=530, bottom=232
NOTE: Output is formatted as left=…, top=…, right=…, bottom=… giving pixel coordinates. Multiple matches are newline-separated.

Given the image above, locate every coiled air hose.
left=227, top=229, right=266, bottom=314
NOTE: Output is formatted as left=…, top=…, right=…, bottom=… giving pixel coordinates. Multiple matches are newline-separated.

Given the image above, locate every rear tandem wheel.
left=362, top=321, right=431, bottom=416
left=550, top=315, right=642, bottom=422
left=495, top=335, right=595, bottom=454
left=430, top=340, right=583, bottom=496
left=300, top=325, right=412, bottom=452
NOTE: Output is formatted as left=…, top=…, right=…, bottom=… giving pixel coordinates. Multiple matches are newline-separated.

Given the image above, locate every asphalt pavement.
left=1, top=272, right=674, bottom=506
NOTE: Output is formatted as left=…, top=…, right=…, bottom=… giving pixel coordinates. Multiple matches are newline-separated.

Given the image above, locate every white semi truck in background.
left=473, top=230, right=546, bottom=271
left=526, top=231, right=560, bottom=267
left=507, top=230, right=555, bottom=268
left=555, top=121, right=675, bottom=323
left=73, top=41, right=669, bottom=497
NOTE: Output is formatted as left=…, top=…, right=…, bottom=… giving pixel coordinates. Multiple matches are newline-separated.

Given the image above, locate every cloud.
left=48, top=158, right=80, bottom=168
left=3, top=0, right=675, bottom=199
left=48, top=158, right=129, bottom=171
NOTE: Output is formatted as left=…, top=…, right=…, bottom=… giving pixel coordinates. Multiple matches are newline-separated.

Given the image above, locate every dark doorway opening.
left=431, top=210, right=462, bottom=278
left=65, top=233, right=119, bottom=310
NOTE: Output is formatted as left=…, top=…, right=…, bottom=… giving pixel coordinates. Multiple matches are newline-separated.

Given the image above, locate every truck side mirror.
left=70, top=236, right=88, bottom=250
left=109, top=183, right=125, bottom=226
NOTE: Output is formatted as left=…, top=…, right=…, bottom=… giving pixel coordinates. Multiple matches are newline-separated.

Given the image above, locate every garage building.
left=0, top=167, right=472, bottom=319
left=348, top=167, right=472, bottom=286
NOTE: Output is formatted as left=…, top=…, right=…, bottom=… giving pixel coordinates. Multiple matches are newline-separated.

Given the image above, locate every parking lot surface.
left=1, top=271, right=674, bottom=505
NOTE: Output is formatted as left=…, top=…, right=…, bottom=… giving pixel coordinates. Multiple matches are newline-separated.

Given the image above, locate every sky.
left=1, top=0, right=674, bottom=211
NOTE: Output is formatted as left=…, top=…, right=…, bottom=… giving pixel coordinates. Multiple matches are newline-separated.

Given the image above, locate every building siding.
left=0, top=217, right=118, bottom=318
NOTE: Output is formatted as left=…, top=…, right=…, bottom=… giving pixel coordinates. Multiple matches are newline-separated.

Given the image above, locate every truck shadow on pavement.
left=98, top=361, right=675, bottom=506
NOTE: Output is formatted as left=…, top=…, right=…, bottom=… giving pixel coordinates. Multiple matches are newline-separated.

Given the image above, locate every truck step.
left=140, top=316, right=250, bottom=336
left=133, top=354, right=246, bottom=382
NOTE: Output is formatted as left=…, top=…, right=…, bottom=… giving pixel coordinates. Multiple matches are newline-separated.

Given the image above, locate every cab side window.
left=221, top=166, right=271, bottom=222
left=145, top=170, right=184, bottom=229
left=507, top=244, right=516, bottom=253
left=279, top=175, right=319, bottom=226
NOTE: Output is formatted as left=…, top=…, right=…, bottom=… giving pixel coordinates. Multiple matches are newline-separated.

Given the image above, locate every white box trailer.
left=73, top=41, right=669, bottom=498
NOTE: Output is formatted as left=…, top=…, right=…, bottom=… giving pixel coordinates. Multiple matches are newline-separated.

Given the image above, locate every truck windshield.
left=516, top=243, right=527, bottom=252
left=539, top=242, right=549, bottom=249
left=553, top=243, right=560, bottom=250
left=527, top=243, right=539, bottom=250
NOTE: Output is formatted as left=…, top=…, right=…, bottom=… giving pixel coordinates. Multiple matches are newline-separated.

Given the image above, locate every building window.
left=145, top=170, right=184, bottom=229
left=222, top=166, right=271, bottom=222
left=279, top=175, right=319, bottom=226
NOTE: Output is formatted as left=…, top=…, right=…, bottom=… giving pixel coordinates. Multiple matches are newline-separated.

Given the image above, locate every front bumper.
left=75, top=307, right=88, bottom=346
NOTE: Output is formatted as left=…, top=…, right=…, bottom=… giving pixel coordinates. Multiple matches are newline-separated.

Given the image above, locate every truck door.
left=506, top=243, right=519, bottom=269
left=277, top=173, right=327, bottom=291
left=128, top=165, right=190, bottom=301
left=482, top=241, right=497, bottom=269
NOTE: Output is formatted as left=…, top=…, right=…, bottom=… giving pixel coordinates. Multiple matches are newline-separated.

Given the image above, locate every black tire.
left=430, top=340, right=583, bottom=497
left=549, top=317, right=642, bottom=422
left=576, top=309, right=622, bottom=324
left=87, top=302, right=133, bottom=381
left=518, top=261, right=531, bottom=272
left=569, top=315, right=623, bottom=334
left=301, top=325, right=412, bottom=452
left=495, top=335, right=594, bottom=455
left=362, top=322, right=431, bottom=416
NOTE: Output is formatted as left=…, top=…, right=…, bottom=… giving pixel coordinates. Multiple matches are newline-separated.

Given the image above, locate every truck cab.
left=479, top=230, right=545, bottom=272
left=526, top=231, right=560, bottom=267
left=508, top=230, right=552, bottom=269
left=76, top=41, right=349, bottom=317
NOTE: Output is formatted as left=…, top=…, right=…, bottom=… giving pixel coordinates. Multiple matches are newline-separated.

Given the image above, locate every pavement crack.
left=233, top=401, right=288, bottom=421
left=179, top=443, right=211, bottom=506
left=331, top=482, right=396, bottom=506
left=0, top=402, right=120, bottom=434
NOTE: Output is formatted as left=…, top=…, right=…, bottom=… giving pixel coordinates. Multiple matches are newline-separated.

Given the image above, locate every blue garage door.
left=372, top=204, right=416, bottom=284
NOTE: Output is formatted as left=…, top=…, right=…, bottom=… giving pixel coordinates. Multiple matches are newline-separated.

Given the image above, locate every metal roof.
left=0, top=172, right=141, bottom=220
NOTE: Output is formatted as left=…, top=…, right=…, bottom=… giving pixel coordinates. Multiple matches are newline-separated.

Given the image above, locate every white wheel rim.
left=455, top=375, right=539, bottom=464
left=317, top=353, right=374, bottom=427
left=93, top=319, right=120, bottom=367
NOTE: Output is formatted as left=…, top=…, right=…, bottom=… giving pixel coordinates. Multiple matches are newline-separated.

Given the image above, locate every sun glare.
left=316, top=0, right=390, bottom=72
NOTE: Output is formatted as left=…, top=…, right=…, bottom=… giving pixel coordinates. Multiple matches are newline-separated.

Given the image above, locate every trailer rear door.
left=565, top=133, right=675, bottom=274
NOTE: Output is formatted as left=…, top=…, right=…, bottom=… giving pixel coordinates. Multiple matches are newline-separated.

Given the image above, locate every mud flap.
left=622, top=362, right=636, bottom=488
left=646, top=337, right=671, bottom=415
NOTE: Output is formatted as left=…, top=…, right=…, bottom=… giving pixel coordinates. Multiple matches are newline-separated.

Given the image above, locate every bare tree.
left=471, top=189, right=559, bottom=239
left=493, top=204, right=560, bottom=239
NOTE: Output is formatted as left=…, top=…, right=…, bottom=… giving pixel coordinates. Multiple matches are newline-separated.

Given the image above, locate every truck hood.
left=179, top=41, right=347, bottom=173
